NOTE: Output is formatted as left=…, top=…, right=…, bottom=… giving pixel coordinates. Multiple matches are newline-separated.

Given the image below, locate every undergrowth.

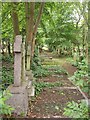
left=64, top=101, right=89, bottom=118
left=69, top=59, right=89, bottom=94
left=34, top=81, right=63, bottom=96
left=2, top=66, right=14, bottom=90
left=0, top=90, right=14, bottom=116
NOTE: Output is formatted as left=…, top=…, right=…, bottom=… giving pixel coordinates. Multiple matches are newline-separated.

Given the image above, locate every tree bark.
left=7, top=40, right=11, bottom=56
left=25, top=2, right=30, bottom=45
left=11, top=3, right=20, bottom=37
left=31, top=2, right=45, bottom=59
left=27, top=2, right=35, bottom=44
left=33, top=2, right=45, bottom=41
left=88, top=2, right=90, bottom=63
left=25, top=2, right=35, bottom=69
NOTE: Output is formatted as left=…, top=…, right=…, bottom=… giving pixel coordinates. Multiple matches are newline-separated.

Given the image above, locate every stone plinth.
left=6, top=83, right=28, bottom=116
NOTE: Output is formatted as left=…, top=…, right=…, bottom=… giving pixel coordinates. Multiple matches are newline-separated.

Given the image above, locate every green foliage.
left=2, top=56, right=14, bottom=63
left=33, top=66, right=51, bottom=78
left=0, top=90, right=14, bottom=116
left=69, top=59, right=89, bottom=94
left=2, top=66, right=14, bottom=90
left=34, top=81, right=63, bottom=96
left=77, top=59, right=88, bottom=72
left=31, top=46, right=41, bottom=70
left=2, top=56, right=14, bottom=90
left=33, top=63, right=68, bottom=78
left=44, top=65, right=68, bottom=75
left=54, top=68, right=68, bottom=75
left=63, top=101, right=88, bottom=118
left=31, top=47, right=51, bottom=78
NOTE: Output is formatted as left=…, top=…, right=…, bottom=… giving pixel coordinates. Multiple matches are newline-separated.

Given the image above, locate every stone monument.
left=6, top=35, right=28, bottom=116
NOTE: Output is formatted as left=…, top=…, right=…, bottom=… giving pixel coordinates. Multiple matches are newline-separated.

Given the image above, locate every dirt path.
left=27, top=56, right=85, bottom=118
left=62, top=62, right=77, bottom=76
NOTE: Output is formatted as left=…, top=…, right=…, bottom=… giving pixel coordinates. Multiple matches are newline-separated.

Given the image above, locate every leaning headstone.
left=26, top=44, right=35, bottom=97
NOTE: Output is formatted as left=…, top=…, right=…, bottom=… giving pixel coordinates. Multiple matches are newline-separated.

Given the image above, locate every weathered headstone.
left=26, top=44, right=35, bottom=97
left=14, top=35, right=22, bottom=86
left=6, top=35, right=28, bottom=116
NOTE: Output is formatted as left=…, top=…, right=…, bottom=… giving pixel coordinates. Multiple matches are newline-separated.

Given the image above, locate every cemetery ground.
left=2, top=52, right=89, bottom=118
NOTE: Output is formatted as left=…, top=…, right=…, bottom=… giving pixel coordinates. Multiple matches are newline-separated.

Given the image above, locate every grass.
left=43, top=65, right=68, bottom=75
left=42, top=58, right=67, bottom=66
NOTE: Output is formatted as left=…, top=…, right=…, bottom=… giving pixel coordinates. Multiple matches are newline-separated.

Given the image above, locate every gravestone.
left=14, top=35, right=22, bottom=86
left=6, top=35, right=28, bottom=116
left=26, top=44, right=35, bottom=98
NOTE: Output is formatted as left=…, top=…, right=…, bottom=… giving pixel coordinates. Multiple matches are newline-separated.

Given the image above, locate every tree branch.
left=32, top=2, right=45, bottom=40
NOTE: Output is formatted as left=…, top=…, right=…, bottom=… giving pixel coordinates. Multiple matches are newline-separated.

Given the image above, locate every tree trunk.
left=7, top=41, right=11, bottom=56
left=26, top=2, right=35, bottom=70
left=31, top=2, right=45, bottom=59
left=11, top=3, right=20, bottom=37
left=27, top=2, right=35, bottom=44
left=88, top=2, right=90, bottom=56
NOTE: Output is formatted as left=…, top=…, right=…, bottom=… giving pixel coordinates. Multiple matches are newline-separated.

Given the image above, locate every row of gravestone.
left=6, top=35, right=34, bottom=116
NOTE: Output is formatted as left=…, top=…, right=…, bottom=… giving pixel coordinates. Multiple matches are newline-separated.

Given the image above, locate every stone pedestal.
left=6, top=83, right=28, bottom=116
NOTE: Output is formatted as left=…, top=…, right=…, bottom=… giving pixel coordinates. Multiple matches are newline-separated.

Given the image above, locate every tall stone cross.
left=14, top=35, right=22, bottom=86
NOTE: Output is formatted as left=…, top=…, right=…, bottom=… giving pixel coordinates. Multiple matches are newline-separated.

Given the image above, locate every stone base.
left=6, top=83, right=28, bottom=116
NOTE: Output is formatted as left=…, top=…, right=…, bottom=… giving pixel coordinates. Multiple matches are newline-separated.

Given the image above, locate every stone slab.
left=6, top=84, right=28, bottom=116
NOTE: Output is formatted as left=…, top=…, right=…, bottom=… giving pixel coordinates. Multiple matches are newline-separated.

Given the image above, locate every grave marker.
left=14, top=35, right=22, bottom=86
